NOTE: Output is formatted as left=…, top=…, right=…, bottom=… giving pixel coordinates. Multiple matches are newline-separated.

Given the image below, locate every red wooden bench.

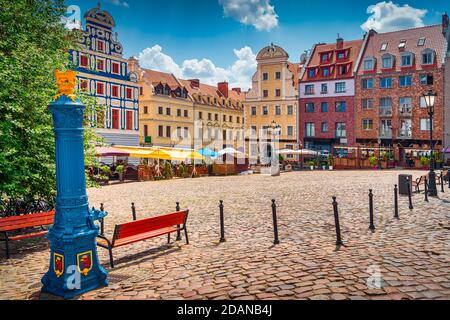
left=96, top=210, right=189, bottom=268
left=0, top=210, right=55, bottom=259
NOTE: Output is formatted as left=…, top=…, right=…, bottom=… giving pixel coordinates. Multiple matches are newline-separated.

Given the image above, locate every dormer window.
left=322, top=67, right=330, bottom=77
left=398, top=40, right=407, bottom=49
left=380, top=43, right=388, bottom=51
left=338, top=64, right=349, bottom=75
left=164, top=85, right=171, bottom=95
left=381, top=54, right=394, bottom=69
left=417, top=38, right=426, bottom=46
left=336, top=50, right=347, bottom=60
left=363, top=57, right=375, bottom=71
left=422, top=49, right=435, bottom=65
left=400, top=52, right=413, bottom=67
left=307, top=68, right=316, bottom=78
left=321, top=53, right=329, bottom=62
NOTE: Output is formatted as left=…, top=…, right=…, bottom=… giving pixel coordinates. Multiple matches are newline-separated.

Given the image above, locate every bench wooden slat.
left=0, top=217, right=55, bottom=232
left=0, top=211, right=55, bottom=229
left=9, top=230, right=49, bottom=241
left=99, top=226, right=178, bottom=248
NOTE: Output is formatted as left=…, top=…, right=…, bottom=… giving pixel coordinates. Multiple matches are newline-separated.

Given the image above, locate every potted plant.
left=420, top=156, right=430, bottom=170
left=116, top=165, right=125, bottom=182
left=368, top=156, right=378, bottom=169
left=328, top=154, right=334, bottom=170
left=163, top=162, right=173, bottom=179
left=308, top=161, right=315, bottom=170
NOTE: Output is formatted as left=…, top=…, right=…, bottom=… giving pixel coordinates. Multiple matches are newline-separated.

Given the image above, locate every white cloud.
left=106, top=0, right=129, bottom=8
left=137, top=45, right=257, bottom=90
left=218, top=0, right=279, bottom=31
left=361, top=1, right=427, bottom=32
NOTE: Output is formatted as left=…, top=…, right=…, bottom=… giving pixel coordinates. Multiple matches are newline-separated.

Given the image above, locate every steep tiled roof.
left=142, top=69, right=181, bottom=88
left=302, top=39, right=363, bottom=81
left=288, top=62, right=302, bottom=88
left=357, top=25, right=446, bottom=74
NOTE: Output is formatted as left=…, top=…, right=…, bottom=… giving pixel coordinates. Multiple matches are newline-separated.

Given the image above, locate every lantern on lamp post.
left=423, top=89, right=438, bottom=197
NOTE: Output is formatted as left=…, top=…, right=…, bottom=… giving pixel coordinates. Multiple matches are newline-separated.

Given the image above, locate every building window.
left=362, top=78, right=373, bottom=89
left=166, top=126, right=171, bottom=138
left=96, top=82, right=105, bottom=95
left=143, top=125, right=148, bottom=137
left=126, top=88, right=133, bottom=99
left=363, top=57, right=375, bottom=71
left=287, top=105, right=293, bottom=115
left=380, top=77, right=393, bottom=89
left=287, top=126, right=293, bottom=136
left=362, top=119, right=373, bottom=130
left=305, top=85, right=314, bottom=95
left=198, top=111, right=203, bottom=120
left=307, top=68, right=316, bottom=78
left=140, top=87, right=144, bottom=95
left=337, top=51, right=346, bottom=60
left=275, top=89, right=281, bottom=97
left=380, top=43, right=388, bottom=51
left=275, top=71, right=281, bottom=80
left=420, top=74, right=433, bottom=85
left=80, top=79, right=89, bottom=92
left=420, top=118, right=431, bottom=131
left=275, top=105, right=281, bottom=115
left=420, top=96, right=428, bottom=108
left=335, top=122, right=346, bottom=138
left=380, top=98, right=392, bottom=116
left=111, top=109, right=119, bottom=129
left=184, top=127, right=189, bottom=138
left=321, top=53, right=330, bottom=62
left=237, top=116, right=240, bottom=124
left=215, top=114, right=219, bottom=121
left=263, top=73, right=268, bottom=81
left=262, top=106, right=268, bottom=115
left=305, top=123, right=315, bottom=137
left=321, top=122, right=328, bottom=132
left=322, top=67, right=330, bottom=77
left=399, top=97, right=412, bottom=114
left=158, top=125, right=164, bottom=137
left=80, top=54, right=89, bottom=68
left=398, top=40, right=407, bottom=49
left=112, top=62, right=120, bottom=75
left=422, top=49, right=435, bottom=65
left=263, top=90, right=268, bottom=98
left=111, top=85, right=119, bottom=98
left=223, top=115, right=227, bottom=122
left=166, top=107, right=171, bottom=116
left=305, top=103, right=315, bottom=113
left=338, top=64, right=349, bottom=75
left=96, top=39, right=105, bottom=52
left=321, top=102, right=328, bottom=113
left=126, top=110, right=133, bottom=130
left=335, top=82, right=346, bottom=93
left=400, top=53, right=413, bottom=67
left=417, top=38, right=426, bottom=46
left=321, top=84, right=328, bottom=94
left=96, top=58, right=105, bottom=72
left=177, top=109, right=182, bottom=117
left=362, top=98, right=373, bottom=110
left=381, top=54, right=394, bottom=69
left=184, top=110, right=188, bottom=117
left=251, top=107, right=257, bottom=116
left=158, top=106, right=163, bottom=115
left=335, top=101, right=346, bottom=112
left=143, top=106, right=148, bottom=114
left=399, top=75, right=413, bottom=87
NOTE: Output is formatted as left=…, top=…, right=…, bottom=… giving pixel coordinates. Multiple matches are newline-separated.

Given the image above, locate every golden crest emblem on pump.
left=77, top=251, right=93, bottom=276
left=53, top=253, right=65, bottom=278
left=54, top=70, right=77, bottom=102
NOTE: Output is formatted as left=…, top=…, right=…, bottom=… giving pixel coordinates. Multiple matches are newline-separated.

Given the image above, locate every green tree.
left=0, top=0, right=104, bottom=203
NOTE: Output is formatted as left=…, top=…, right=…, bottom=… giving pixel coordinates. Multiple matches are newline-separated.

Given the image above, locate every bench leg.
left=2, top=233, right=10, bottom=259
left=184, top=227, right=189, bottom=245
left=108, top=246, right=114, bottom=269
left=167, top=233, right=171, bottom=244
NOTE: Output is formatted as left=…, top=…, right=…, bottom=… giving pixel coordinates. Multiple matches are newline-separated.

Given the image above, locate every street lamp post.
left=377, top=138, right=382, bottom=170
left=423, top=89, right=438, bottom=197
left=270, top=121, right=281, bottom=176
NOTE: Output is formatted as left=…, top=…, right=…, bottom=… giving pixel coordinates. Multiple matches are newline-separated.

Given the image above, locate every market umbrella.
left=95, top=146, right=130, bottom=157
left=198, top=148, right=219, bottom=158
left=217, top=147, right=244, bottom=156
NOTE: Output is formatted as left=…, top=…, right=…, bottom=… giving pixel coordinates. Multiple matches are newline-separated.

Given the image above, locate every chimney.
left=189, top=79, right=200, bottom=88
left=443, top=13, right=449, bottom=34
left=218, top=81, right=229, bottom=98
left=336, top=34, right=344, bottom=49
left=232, top=87, right=241, bottom=94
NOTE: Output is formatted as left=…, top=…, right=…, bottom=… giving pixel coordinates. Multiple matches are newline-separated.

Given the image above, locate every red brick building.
left=355, top=18, right=449, bottom=166
left=299, top=38, right=363, bottom=153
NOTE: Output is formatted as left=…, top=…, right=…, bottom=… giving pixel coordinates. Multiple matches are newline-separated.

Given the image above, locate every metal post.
left=424, top=177, right=429, bottom=202
left=407, top=177, right=414, bottom=210
left=271, top=200, right=280, bottom=245
left=441, top=172, right=445, bottom=193
left=219, top=200, right=226, bottom=243
left=131, top=203, right=137, bottom=221
left=428, top=111, right=438, bottom=196
left=369, top=189, right=375, bottom=231
left=394, top=185, right=399, bottom=219
left=176, top=202, right=181, bottom=241
left=448, top=171, right=450, bottom=189
left=332, top=197, right=343, bottom=246
left=100, top=203, right=105, bottom=235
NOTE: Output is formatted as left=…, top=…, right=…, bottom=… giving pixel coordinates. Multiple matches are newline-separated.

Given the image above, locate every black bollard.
left=369, top=189, right=375, bottom=231
left=424, top=177, right=429, bottom=202
left=406, top=178, right=414, bottom=210
left=332, top=197, right=344, bottom=246
left=448, top=171, right=450, bottom=189
left=219, top=200, right=226, bottom=243
left=131, top=202, right=137, bottom=221
left=100, top=203, right=105, bottom=235
left=441, top=173, right=445, bottom=193
left=176, top=202, right=181, bottom=241
left=271, top=200, right=280, bottom=245
left=394, top=185, right=399, bottom=219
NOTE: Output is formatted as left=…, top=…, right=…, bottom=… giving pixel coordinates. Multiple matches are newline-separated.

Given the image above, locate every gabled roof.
left=142, top=69, right=180, bottom=88
left=357, top=24, right=446, bottom=74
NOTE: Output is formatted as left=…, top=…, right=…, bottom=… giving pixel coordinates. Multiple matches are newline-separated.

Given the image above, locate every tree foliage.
left=0, top=0, right=104, bottom=203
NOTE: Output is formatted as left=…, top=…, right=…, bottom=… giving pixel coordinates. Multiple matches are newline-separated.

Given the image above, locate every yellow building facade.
left=129, top=58, right=245, bottom=151
left=244, top=44, right=302, bottom=162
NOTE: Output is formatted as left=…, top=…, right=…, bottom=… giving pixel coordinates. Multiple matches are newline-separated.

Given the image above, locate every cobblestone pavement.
left=1, top=170, right=449, bottom=300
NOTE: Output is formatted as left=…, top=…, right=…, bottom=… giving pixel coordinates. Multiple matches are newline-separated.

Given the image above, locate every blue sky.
left=65, top=0, right=448, bottom=89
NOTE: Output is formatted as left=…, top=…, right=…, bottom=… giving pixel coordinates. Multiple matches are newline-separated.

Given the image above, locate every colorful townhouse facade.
left=69, top=5, right=140, bottom=147
left=298, top=37, right=363, bottom=153
left=354, top=18, right=449, bottom=165
left=244, top=44, right=301, bottom=162
left=128, top=59, right=245, bottom=151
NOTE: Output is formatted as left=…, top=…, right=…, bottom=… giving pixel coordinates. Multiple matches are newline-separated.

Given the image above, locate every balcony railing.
left=398, top=130, right=412, bottom=139
left=399, top=106, right=412, bottom=117
left=379, top=108, right=392, bottom=117
left=379, top=130, right=392, bottom=138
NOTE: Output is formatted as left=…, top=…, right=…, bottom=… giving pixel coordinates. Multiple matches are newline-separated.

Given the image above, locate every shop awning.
left=113, top=146, right=204, bottom=161
left=95, top=146, right=130, bottom=157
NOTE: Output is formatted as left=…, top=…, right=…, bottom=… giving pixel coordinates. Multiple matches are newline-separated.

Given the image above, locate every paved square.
left=0, top=170, right=449, bottom=300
